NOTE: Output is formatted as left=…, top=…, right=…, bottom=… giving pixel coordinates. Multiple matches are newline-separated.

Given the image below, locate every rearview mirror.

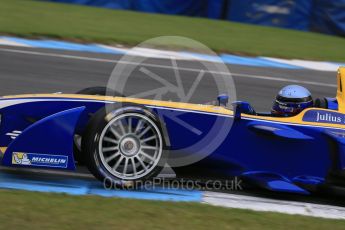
left=232, top=101, right=242, bottom=120
left=217, top=94, right=229, bottom=107
left=231, top=101, right=256, bottom=120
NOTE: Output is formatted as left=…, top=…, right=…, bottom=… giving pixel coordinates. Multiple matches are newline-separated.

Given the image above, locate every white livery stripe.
left=0, top=98, right=343, bottom=131
left=0, top=98, right=317, bottom=134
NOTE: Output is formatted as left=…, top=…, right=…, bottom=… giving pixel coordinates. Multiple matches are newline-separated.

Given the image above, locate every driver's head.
left=272, top=85, right=313, bottom=116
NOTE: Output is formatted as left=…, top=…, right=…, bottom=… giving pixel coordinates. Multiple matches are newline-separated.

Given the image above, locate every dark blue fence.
left=310, top=0, right=345, bottom=37
left=48, top=0, right=345, bottom=36
left=48, top=0, right=225, bottom=18
left=227, top=0, right=313, bottom=31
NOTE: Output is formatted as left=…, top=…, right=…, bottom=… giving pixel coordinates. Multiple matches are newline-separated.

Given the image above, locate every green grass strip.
left=0, top=190, right=344, bottom=229
left=0, top=0, right=345, bottom=61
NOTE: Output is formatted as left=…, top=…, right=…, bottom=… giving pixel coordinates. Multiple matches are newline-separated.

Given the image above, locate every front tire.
left=74, top=86, right=124, bottom=164
left=82, top=105, right=168, bottom=185
left=75, top=86, right=124, bottom=97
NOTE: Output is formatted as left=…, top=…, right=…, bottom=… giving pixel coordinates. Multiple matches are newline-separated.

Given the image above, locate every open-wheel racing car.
left=1, top=68, right=345, bottom=194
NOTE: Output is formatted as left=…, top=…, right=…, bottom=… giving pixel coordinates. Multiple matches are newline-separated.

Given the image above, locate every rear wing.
left=336, top=67, right=345, bottom=112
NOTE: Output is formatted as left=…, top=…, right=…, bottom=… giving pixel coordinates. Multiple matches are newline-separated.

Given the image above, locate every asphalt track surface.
left=0, top=45, right=344, bottom=216
left=0, top=45, right=335, bottom=111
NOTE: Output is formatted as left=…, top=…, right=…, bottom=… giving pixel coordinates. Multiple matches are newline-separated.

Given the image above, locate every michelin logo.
left=12, top=152, right=68, bottom=168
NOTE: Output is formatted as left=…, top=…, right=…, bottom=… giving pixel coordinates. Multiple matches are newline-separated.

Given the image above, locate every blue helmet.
left=272, top=85, right=313, bottom=116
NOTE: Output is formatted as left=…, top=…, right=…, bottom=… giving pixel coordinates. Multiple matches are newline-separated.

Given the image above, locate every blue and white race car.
left=1, top=68, right=345, bottom=194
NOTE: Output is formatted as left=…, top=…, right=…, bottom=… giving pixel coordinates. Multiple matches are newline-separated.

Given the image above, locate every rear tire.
left=82, top=104, right=168, bottom=186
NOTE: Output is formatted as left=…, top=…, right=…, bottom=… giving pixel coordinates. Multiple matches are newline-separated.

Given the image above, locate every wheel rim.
left=98, top=113, right=163, bottom=180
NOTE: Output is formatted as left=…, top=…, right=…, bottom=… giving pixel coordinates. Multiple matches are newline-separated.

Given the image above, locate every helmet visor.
left=272, top=97, right=313, bottom=116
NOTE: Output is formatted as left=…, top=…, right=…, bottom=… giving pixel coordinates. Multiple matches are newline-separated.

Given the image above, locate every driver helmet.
left=272, top=85, right=313, bottom=116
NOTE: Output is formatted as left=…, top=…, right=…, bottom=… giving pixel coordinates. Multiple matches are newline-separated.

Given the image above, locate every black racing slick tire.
left=73, top=86, right=124, bottom=164
left=82, top=104, right=169, bottom=186
left=75, top=86, right=125, bottom=97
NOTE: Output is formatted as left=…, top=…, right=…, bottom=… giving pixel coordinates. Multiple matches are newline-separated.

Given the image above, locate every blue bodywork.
left=0, top=96, right=344, bottom=194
